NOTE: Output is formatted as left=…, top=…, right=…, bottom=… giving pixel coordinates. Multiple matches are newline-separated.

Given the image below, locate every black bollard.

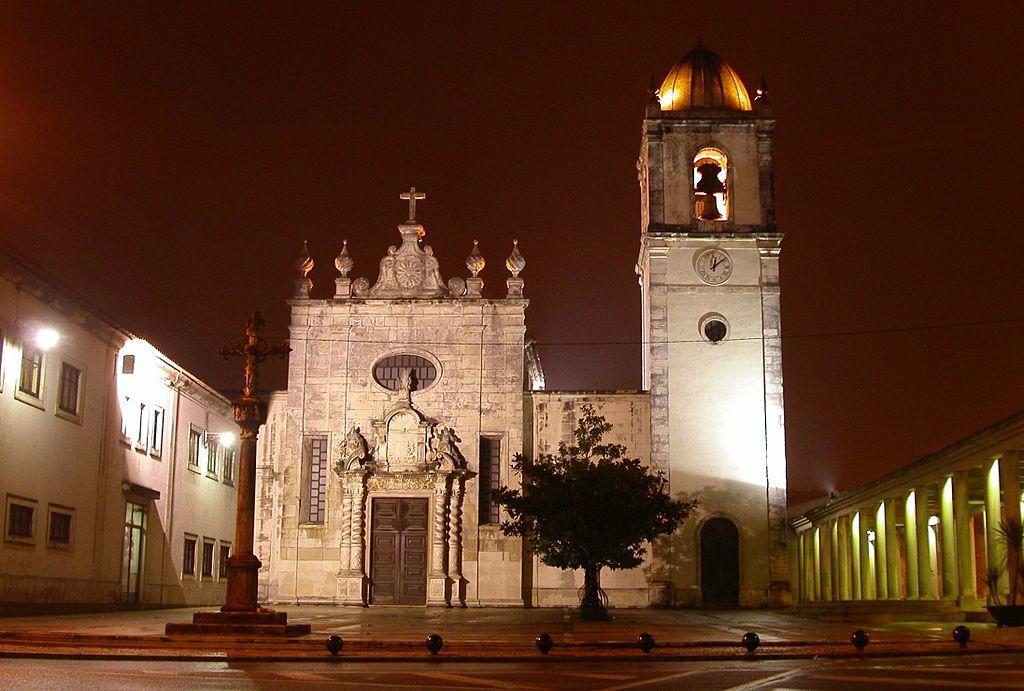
left=426, top=633, right=444, bottom=655
left=535, top=633, right=554, bottom=655
left=636, top=632, right=655, bottom=653
left=953, top=625, right=971, bottom=648
left=741, top=631, right=760, bottom=652
left=851, top=629, right=869, bottom=650
left=325, top=635, right=343, bottom=656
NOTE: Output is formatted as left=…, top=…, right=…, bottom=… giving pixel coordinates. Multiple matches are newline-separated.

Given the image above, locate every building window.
left=219, top=544, right=230, bottom=579
left=187, top=426, right=203, bottom=469
left=57, top=362, right=82, bottom=418
left=207, top=439, right=219, bottom=477
left=478, top=437, right=501, bottom=524
left=699, top=313, right=730, bottom=344
left=693, top=147, right=729, bottom=222
left=149, top=407, right=164, bottom=457
left=18, top=346, right=43, bottom=399
left=223, top=447, right=235, bottom=485
left=201, top=539, right=215, bottom=578
left=305, top=436, right=328, bottom=524
left=47, top=506, right=74, bottom=547
left=5, top=498, right=36, bottom=542
left=182, top=535, right=197, bottom=576
left=136, top=402, right=149, bottom=450
left=119, top=396, right=132, bottom=442
left=372, top=354, right=438, bottom=392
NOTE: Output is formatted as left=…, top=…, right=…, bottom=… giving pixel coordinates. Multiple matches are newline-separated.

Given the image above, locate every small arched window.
left=693, top=147, right=729, bottom=222
left=373, top=354, right=438, bottom=392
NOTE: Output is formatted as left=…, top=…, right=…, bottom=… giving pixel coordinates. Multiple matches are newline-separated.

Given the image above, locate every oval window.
left=372, top=354, right=438, bottom=392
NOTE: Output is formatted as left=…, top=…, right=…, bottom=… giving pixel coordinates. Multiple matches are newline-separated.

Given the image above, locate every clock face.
left=694, top=248, right=733, bottom=285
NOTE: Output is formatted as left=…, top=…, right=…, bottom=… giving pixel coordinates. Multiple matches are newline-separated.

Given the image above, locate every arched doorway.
left=700, top=517, right=739, bottom=606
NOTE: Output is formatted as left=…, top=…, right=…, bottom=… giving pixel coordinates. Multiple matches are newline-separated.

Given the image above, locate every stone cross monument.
left=166, top=312, right=310, bottom=636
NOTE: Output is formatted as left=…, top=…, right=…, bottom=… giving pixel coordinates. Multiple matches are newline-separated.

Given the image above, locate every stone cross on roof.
left=400, top=187, right=426, bottom=222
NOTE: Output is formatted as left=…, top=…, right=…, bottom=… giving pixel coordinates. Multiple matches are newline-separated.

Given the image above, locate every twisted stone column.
left=447, top=475, right=466, bottom=604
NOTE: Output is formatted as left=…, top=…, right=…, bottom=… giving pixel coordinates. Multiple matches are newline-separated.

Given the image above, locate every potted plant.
left=986, top=518, right=1024, bottom=627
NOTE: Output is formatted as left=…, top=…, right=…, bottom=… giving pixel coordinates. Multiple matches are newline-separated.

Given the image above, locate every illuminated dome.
left=658, top=44, right=752, bottom=111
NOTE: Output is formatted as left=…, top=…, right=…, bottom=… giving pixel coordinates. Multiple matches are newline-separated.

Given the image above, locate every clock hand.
left=710, top=256, right=721, bottom=271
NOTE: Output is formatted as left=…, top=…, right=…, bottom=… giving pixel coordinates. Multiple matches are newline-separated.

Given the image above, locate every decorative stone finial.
left=334, top=240, right=353, bottom=277
left=646, top=74, right=662, bottom=116
left=505, top=239, right=525, bottom=277
left=465, top=240, right=485, bottom=298
left=466, top=240, right=485, bottom=277
left=334, top=240, right=354, bottom=299
left=506, top=239, right=525, bottom=297
left=294, top=240, right=314, bottom=298
left=755, top=75, right=769, bottom=104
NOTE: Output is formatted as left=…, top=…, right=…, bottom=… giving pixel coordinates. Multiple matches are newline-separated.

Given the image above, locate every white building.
left=0, top=244, right=238, bottom=611
left=257, top=44, right=790, bottom=608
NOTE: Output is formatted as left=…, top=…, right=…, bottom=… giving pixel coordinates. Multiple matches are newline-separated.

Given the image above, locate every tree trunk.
left=579, top=564, right=608, bottom=620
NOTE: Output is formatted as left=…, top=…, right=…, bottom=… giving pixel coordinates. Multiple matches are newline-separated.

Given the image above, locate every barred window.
left=8, top=503, right=33, bottom=539
left=372, top=354, right=437, bottom=391
left=478, top=437, right=501, bottom=524
left=306, top=436, right=328, bottom=524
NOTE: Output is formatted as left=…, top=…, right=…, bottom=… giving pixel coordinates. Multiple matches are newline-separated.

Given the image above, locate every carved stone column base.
left=337, top=573, right=369, bottom=606
left=427, top=575, right=451, bottom=606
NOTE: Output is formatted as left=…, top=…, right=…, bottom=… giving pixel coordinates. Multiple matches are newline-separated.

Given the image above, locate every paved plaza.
left=0, top=606, right=1022, bottom=662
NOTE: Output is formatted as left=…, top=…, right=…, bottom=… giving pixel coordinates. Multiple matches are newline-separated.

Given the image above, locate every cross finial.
left=218, top=311, right=290, bottom=399
left=399, top=187, right=426, bottom=222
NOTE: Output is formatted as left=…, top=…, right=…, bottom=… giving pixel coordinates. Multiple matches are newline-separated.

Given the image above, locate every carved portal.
left=338, top=395, right=472, bottom=606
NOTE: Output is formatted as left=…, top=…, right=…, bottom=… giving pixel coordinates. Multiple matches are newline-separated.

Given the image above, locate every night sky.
left=1, top=3, right=1021, bottom=504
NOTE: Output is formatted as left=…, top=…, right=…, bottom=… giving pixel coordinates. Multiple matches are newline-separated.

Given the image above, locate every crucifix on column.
left=166, top=311, right=308, bottom=635
left=400, top=187, right=426, bottom=222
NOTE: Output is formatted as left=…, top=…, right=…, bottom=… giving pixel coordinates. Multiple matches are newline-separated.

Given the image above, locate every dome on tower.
left=657, top=44, right=752, bottom=111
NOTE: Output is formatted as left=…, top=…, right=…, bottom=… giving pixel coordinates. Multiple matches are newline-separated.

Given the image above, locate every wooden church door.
left=370, top=497, right=428, bottom=605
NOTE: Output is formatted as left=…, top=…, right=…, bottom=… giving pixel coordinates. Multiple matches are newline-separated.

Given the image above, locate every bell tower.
left=637, top=45, right=788, bottom=607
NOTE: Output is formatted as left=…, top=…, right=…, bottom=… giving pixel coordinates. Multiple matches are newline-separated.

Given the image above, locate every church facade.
left=255, top=45, right=790, bottom=608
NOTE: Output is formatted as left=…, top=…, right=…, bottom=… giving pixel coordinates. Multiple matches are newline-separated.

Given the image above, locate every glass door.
left=122, top=501, right=148, bottom=603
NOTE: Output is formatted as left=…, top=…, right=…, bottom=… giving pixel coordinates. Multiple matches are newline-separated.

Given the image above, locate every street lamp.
left=35, top=327, right=59, bottom=351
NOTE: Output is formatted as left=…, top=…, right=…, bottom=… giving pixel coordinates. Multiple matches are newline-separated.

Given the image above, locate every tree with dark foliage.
left=493, top=405, right=695, bottom=619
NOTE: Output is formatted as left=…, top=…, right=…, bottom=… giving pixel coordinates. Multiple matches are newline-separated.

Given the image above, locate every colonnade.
left=794, top=451, right=1023, bottom=607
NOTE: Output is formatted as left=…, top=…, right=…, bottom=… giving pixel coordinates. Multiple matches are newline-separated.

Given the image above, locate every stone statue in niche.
left=335, top=426, right=369, bottom=474
left=397, top=367, right=414, bottom=403
left=428, top=425, right=465, bottom=471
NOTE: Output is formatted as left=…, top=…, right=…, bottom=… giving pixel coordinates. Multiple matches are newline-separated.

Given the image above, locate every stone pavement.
left=1, top=607, right=1022, bottom=661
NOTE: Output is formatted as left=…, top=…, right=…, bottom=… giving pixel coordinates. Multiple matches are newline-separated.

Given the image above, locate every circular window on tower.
left=698, top=313, right=729, bottom=344
left=372, top=353, right=439, bottom=392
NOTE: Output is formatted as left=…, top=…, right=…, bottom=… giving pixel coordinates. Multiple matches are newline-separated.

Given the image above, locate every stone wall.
left=258, top=297, right=527, bottom=606
left=524, top=391, right=653, bottom=607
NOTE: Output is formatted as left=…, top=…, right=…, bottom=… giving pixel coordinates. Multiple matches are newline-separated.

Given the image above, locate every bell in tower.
left=694, top=160, right=726, bottom=221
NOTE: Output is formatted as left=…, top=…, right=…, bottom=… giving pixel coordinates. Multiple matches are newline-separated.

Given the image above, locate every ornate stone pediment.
left=366, top=385, right=466, bottom=473
left=363, top=223, right=449, bottom=299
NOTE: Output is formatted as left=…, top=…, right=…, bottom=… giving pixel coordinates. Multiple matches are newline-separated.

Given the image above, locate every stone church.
left=255, top=44, right=789, bottom=608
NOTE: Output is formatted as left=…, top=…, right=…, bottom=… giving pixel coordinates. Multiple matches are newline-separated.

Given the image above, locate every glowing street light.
left=35, top=328, right=60, bottom=351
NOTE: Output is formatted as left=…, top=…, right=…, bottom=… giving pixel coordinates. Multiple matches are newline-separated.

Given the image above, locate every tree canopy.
left=493, top=405, right=695, bottom=616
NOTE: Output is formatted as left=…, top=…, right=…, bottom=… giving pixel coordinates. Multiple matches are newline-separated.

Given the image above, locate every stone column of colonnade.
left=999, top=452, right=1022, bottom=600
left=953, top=470, right=977, bottom=602
left=984, top=457, right=1008, bottom=595
left=915, top=485, right=935, bottom=599
left=858, top=509, right=875, bottom=600
left=939, top=476, right=958, bottom=600
left=837, top=515, right=852, bottom=600
left=904, top=491, right=920, bottom=599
